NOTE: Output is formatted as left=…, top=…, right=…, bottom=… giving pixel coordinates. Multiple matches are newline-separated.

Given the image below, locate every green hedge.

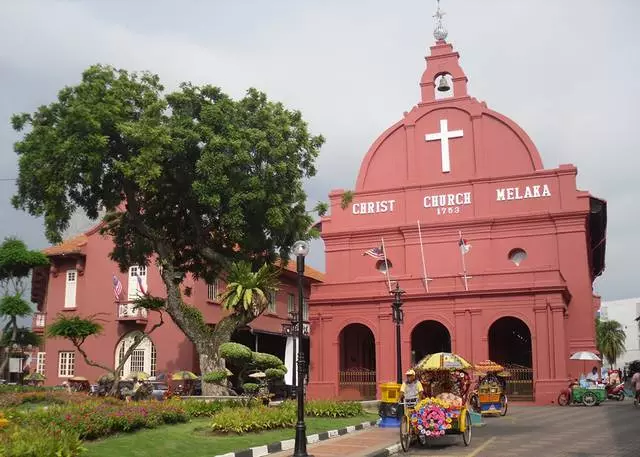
left=202, top=370, right=228, bottom=385
left=252, top=352, right=284, bottom=370
left=210, top=404, right=295, bottom=433
left=242, top=383, right=259, bottom=394
left=304, top=400, right=364, bottom=418
left=265, top=368, right=285, bottom=380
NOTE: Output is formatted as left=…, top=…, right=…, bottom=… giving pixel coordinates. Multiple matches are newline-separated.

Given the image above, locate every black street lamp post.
left=281, top=310, right=309, bottom=399
left=291, top=240, right=312, bottom=457
left=391, top=282, right=405, bottom=385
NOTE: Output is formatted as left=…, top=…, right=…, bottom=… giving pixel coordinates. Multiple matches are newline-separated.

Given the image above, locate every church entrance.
left=488, top=316, right=534, bottom=401
left=338, top=323, right=376, bottom=400
left=411, top=320, right=451, bottom=365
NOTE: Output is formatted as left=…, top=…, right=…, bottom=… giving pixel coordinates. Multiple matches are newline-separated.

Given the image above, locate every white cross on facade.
left=425, top=119, right=464, bottom=173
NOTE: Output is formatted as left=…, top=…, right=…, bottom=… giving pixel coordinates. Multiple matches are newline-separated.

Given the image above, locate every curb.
left=364, top=443, right=401, bottom=457
left=215, top=420, right=378, bottom=457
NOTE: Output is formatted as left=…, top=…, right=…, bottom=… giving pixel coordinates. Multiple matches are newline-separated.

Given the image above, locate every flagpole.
left=417, top=220, right=430, bottom=292
left=380, top=237, right=392, bottom=292
left=459, top=230, right=469, bottom=292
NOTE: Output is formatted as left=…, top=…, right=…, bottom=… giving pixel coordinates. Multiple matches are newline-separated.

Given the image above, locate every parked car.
left=150, top=382, right=168, bottom=400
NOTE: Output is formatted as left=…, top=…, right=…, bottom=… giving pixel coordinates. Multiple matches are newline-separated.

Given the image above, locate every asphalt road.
left=402, top=401, right=640, bottom=457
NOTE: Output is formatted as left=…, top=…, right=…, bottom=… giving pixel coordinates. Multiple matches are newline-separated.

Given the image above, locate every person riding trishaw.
left=400, top=369, right=425, bottom=404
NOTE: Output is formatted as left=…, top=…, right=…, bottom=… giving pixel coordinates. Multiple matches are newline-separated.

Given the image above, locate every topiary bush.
left=202, top=369, right=228, bottom=385
left=242, top=383, right=259, bottom=394
left=265, top=368, right=286, bottom=380
left=219, top=342, right=253, bottom=365
left=252, top=352, right=284, bottom=370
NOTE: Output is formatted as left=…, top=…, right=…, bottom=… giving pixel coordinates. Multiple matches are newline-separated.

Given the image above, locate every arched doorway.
left=338, top=323, right=376, bottom=400
left=115, top=331, right=157, bottom=379
left=411, top=320, right=451, bottom=365
left=488, top=316, right=533, bottom=400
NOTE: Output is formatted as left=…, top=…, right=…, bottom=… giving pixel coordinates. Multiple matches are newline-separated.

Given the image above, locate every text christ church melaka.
left=306, top=20, right=606, bottom=405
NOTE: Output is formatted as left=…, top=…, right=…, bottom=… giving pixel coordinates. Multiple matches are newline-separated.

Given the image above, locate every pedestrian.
left=631, top=370, right=640, bottom=404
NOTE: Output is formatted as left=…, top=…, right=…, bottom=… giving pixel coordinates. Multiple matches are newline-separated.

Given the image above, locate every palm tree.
left=218, top=261, right=280, bottom=317
left=596, top=318, right=626, bottom=367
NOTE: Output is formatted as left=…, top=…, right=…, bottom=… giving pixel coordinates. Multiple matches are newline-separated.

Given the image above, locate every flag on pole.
left=458, top=231, right=472, bottom=291
left=458, top=234, right=471, bottom=255
left=136, top=275, right=147, bottom=296
left=417, top=220, right=432, bottom=292
left=112, top=274, right=123, bottom=300
left=363, top=246, right=385, bottom=260
left=380, top=237, right=392, bottom=292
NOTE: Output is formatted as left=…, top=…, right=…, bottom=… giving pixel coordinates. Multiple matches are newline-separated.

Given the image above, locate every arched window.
left=508, top=248, right=527, bottom=266
left=115, top=332, right=157, bottom=378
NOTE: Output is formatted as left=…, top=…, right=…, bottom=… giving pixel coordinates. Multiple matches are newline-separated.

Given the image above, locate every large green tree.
left=0, top=238, right=49, bottom=377
left=596, top=318, right=626, bottom=367
left=11, top=65, right=323, bottom=394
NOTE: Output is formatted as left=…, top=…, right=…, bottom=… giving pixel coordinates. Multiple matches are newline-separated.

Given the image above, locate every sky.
left=0, top=0, right=639, bottom=304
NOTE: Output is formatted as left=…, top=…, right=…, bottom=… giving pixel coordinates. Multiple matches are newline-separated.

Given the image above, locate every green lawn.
left=84, top=413, right=379, bottom=457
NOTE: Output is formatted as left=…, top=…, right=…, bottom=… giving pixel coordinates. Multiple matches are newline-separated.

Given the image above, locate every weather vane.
left=433, top=0, right=448, bottom=41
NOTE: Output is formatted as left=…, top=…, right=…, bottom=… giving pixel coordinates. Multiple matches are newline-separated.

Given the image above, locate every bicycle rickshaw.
left=469, top=360, right=509, bottom=416
left=400, top=352, right=473, bottom=452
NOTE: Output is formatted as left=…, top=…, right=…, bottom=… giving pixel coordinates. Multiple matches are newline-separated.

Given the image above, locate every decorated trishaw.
left=469, top=360, right=509, bottom=416
left=400, top=352, right=473, bottom=452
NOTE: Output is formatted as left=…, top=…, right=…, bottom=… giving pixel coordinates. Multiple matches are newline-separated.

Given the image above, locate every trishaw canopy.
left=415, top=352, right=472, bottom=371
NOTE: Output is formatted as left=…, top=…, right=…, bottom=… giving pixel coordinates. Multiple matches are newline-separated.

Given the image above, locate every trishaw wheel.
left=400, top=415, right=412, bottom=452
left=582, top=391, right=597, bottom=407
left=470, top=393, right=480, bottom=413
left=462, top=411, right=472, bottom=446
left=500, top=394, right=508, bottom=416
left=557, top=392, right=569, bottom=406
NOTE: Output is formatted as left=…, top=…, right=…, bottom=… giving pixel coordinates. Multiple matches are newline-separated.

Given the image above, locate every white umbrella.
left=570, top=351, right=601, bottom=361
left=249, top=372, right=266, bottom=379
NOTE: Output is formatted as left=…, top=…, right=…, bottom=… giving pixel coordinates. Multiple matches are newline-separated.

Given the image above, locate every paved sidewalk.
left=268, top=427, right=399, bottom=457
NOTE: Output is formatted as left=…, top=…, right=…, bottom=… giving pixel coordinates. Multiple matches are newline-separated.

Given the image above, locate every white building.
left=599, top=297, right=640, bottom=367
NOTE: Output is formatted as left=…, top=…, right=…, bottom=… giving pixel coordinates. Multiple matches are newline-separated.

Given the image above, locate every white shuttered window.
left=58, top=352, right=75, bottom=377
left=64, top=270, right=77, bottom=308
left=128, top=266, right=147, bottom=301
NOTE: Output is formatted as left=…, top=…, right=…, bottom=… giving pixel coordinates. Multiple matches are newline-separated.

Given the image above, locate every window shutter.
left=64, top=270, right=77, bottom=308
left=128, top=266, right=139, bottom=301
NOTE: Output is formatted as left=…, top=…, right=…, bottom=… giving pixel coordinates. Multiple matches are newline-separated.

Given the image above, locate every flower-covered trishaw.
left=469, top=360, right=509, bottom=416
left=400, top=352, right=473, bottom=452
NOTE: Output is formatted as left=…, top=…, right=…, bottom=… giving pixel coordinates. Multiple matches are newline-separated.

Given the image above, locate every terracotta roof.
left=42, top=234, right=88, bottom=256
left=275, top=259, right=325, bottom=282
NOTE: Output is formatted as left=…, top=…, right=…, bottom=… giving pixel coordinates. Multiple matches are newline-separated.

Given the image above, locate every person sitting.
left=400, top=369, right=424, bottom=406
left=585, top=366, right=600, bottom=385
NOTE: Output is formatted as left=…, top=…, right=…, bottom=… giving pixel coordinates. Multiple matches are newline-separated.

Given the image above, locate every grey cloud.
left=0, top=0, right=638, bottom=301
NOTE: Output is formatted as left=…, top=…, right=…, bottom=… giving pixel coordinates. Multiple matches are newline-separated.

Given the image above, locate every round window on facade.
left=508, top=248, right=527, bottom=266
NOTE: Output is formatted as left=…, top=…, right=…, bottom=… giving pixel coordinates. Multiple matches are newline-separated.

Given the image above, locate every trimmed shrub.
left=242, top=383, right=259, bottom=394
left=219, top=342, right=252, bottom=365
left=252, top=352, right=284, bottom=370
left=304, top=400, right=364, bottom=418
left=202, top=369, right=228, bottom=385
left=181, top=399, right=226, bottom=417
left=265, top=368, right=286, bottom=380
left=210, top=405, right=295, bottom=433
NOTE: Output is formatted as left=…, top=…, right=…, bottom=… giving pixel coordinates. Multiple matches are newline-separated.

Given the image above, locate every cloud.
left=0, top=0, right=638, bottom=300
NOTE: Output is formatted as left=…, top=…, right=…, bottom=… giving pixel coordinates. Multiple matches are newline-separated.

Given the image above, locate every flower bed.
left=6, top=399, right=188, bottom=440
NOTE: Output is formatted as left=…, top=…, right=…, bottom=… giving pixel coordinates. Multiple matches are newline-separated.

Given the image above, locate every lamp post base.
left=293, top=421, right=313, bottom=457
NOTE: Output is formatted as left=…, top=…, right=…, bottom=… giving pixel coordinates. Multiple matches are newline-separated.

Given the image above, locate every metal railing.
left=338, top=368, right=377, bottom=400
left=504, top=365, right=534, bottom=401
left=117, top=303, right=148, bottom=320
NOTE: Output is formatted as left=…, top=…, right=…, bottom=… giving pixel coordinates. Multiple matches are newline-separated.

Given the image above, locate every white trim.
left=36, top=352, right=46, bottom=375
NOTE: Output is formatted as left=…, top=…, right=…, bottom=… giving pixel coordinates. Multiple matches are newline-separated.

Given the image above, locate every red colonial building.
left=307, top=27, right=606, bottom=404
left=30, top=223, right=322, bottom=385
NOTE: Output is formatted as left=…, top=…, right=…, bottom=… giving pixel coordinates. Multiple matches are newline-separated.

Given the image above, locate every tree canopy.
left=11, top=64, right=323, bottom=393
left=596, top=318, right=626, bottom=367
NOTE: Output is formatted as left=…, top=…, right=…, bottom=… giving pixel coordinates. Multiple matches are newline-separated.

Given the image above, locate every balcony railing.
left=117, top=303, right=148, bottom=321
left=33, top=313, right=46, bottom=329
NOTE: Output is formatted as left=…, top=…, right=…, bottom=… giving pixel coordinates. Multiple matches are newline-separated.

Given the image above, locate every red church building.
left=30, top=224, right=322, bottom=386
left=307, top=21, right=606, bottom=404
